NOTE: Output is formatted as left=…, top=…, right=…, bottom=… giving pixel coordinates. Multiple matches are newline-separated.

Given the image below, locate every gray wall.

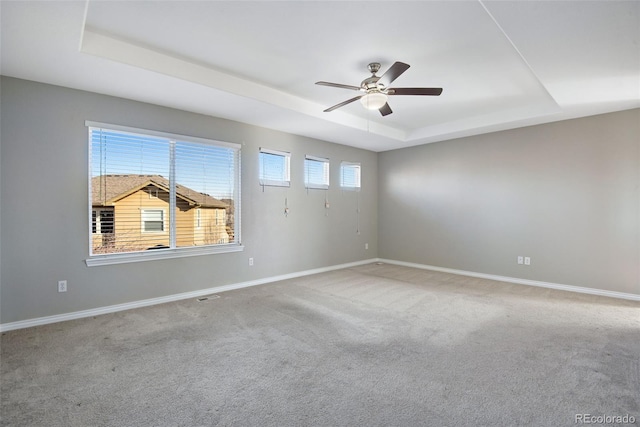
left=2, top=76, right=638, bottom=326
left=379, top=109, right=640, bottom=295
left=0, top=77, right=378, bottom=324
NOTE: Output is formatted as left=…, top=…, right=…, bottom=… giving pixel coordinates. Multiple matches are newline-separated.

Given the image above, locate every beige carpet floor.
left=1, top=263, right=639, bottom=426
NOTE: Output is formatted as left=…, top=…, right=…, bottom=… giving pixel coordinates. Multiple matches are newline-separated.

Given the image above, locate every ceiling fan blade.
left=377, top=62, right=410, bottom=88
left=388, top=87, right=443, bottom=96
left=323, top=95, right=363, bottom=112
left=316, top=81, right=362, bottom=91
left=379, top=103, right=393, bottom=116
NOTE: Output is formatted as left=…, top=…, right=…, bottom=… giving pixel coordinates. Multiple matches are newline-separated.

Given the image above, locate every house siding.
left=92, top=187, right=228, bottom=252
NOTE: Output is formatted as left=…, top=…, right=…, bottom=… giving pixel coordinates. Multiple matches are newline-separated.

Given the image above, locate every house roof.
left=92, top=175, right=228, bottom=209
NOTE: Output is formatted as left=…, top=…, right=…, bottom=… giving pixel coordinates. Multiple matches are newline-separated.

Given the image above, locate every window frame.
left=92, top=208, right=114, bottom=235
left=195, top=208, right=202, bottom=229
left=85, top=121, right=243, bottom=267
left=259, top=147, right=291, bottom=187
left=148, top=186, right=159, bottom=199
left=304, top=155, right=330, bottom=190
left=340, top=161, right=361, bottom=191
left=141, top=208, right=166, bottom=233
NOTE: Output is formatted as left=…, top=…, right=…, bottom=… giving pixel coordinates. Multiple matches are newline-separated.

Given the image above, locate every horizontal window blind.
left=141, top=209, right=164, bottom=232
left=259, top=147, right=290, bottom=187
left=340, top=161, right=361, bottom=190
left=304, top=155, right=330, bottom=190
left=89, top=124, right=239, bottom=256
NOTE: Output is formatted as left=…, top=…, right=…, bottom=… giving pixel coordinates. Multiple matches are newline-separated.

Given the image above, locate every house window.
left=148, top=186, right=159, bottom=198
left=87, top=122, right=242, bottom=266
left=141, top=209, right=164, bottom=232
left=92, top=208, right=114, bottom=234
left=259, top=148, right=290, bottom=187
left=340, top=161, right=361, bottom=190
left=304, top=155, right=330, bottom=190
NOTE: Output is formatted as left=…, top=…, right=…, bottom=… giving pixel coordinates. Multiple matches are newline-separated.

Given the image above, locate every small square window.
left=340, top=161, right=361, bottom=190
left=142, top=209, right=165, bottom=232
left=259, top=148, right=290, bottom=187
left=148, top=186, right=159, bottom=198
left=304, top=155, right=330, bottom=190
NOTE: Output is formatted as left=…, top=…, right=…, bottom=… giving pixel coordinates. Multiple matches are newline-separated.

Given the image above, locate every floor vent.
left=196, top=295, right=221, bottom=302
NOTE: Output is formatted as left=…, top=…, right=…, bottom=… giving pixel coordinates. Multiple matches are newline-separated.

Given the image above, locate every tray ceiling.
left=1, top=1, right=638, bottom=151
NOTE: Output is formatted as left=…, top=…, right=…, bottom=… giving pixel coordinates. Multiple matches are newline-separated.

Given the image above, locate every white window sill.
left=259, top=179, right=290, bottom=187
left=86, top=244, right=244, bottom=267
left=305, top=184, right=330, bottom=190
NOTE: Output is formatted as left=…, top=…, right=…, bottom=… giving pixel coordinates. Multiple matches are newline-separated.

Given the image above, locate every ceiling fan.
left=316, top=61, right=442, bottom=116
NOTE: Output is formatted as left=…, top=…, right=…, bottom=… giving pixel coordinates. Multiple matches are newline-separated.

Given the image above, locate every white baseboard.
left=0, top=258, right=378, bottom=332
left=378, top=258, right=640, bottom=302
left=3, top=257, right=636, bottom=332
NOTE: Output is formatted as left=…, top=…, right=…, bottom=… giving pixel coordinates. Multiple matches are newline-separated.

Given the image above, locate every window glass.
left=259, top=148, right=290, bottom=187
left=142, top=209, right=164, bottom=232
left=88, top=124, right=240, bottom=258
left=305, top=155, right=330, bottom=190
left=340, top=161, right=361, bottom=190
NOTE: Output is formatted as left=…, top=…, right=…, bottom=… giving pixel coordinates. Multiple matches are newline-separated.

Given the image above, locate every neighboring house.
left=219, top=198, right=236, bottom=243
left=92, top=175, right=229, bottom=253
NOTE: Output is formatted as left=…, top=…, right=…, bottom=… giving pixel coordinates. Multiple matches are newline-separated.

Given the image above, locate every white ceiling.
left=2, top=1, right=638, bottom=152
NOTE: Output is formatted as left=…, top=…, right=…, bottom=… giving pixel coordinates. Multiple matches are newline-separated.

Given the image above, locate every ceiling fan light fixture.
left=360, top=92, right=387, bottom=110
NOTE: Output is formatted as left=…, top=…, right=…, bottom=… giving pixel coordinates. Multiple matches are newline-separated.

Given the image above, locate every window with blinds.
left=340, top=161, right=361, bottom=190
left=259, top=148, right=290, bottom=187
left=304, top=155, right=330, bottom=190
left=88, top=123, right=241, bottom=260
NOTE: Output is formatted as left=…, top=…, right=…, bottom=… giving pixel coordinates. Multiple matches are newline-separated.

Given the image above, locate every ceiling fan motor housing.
left=363, top=63, right=384, bottom=91
left=362, top=76, right=383, bottom=91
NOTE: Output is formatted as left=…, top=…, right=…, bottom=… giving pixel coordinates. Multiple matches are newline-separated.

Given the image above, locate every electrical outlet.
left=524, top=257, right=531, bottom=266
left=517, top=256, right=524, bottom=265
left=365, top=243, right=369, bottom=250
left=58, top=280, right=67, bottom=293
left=248, top=257, right=254, bottom=266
